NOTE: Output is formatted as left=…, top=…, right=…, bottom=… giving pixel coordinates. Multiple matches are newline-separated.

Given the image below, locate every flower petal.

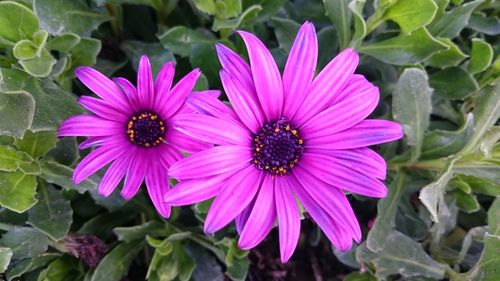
left=291, top=48, right=358, bottom=126
left=145, top=161, right=171, bottom=218
left=300, top=85, right=379, bottom=139
left=137, top=55, right=155, bottom=109
left=75, top=67, right=131, bottom=111
left=235, top=199, right=254, bottom=234
left=204, top=166, right=263, bottom=234
left=160, top=68, right=200, bottom=119
left=239, top=175, right=276, bottom=249
left=165, top=129, right=212, bottom=154
left=73, top=143, right=127, bottom=184
left=164, top=173, right=229, bottom=206
left=215, top=43, right=254, bottom=94
left=288, top=175, right=353, bottom=251
left=308, top=147, right=386, bottom=180
left=329, top=74, right=371, bottom=106
left=168, top=146, right=252, bottom=180
left=300, top=153, right=387, bottom=198
left=98, top=152, right=133, bottom=197
left=292, top=165, right=361, bottom=241
left=282, top=22, right=318, bottom=119
left=113, top=77, right=140, bottom=111
left=306, top=120, right=403, bottom=150
left=154, top=61, right=175, bottom=103
left=186, top=91, right=241, bottom=125
left=220, top=70, right=264, bottom=133
left=121, top=148, right=147, bottom=200
left=172, top=114, right=251, bottom=146
left=78, top=96, right=128, bottom=121
left=275, top=177, right=301, bottom=263
left=58, top=115, right=123, bottom=137
left=238, top=31, right=283, bottom=121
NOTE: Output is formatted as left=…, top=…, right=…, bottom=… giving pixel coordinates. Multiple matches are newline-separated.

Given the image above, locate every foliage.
left=0, top=0, right=498, bottom=280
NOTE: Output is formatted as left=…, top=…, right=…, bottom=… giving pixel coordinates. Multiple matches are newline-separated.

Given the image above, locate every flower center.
left=253, top=118, right=304, bottom=176
left=126, top=111, right=165, bottom=147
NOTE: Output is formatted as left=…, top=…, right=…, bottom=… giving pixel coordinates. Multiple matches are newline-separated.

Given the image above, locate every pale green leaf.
left=211, top=5, right=262, bottom=32
left=19, top=48, right=57, bottom=78
left=0, top=227, right=48, bottom=259
left=429, top=67, right=478, bottom=99
left=349, top=0, right=366, bottom=44
left=461, top=233, right=500, bottom=280
left=0, top=92, right=35, bottom=138
left=5, top=253, right=59, bottom=281
left=0, top=1, right=39, bottom=43
left=429, top=0, right=485, bottom=38
left=323, top=0, right=351, bottom=49
left=0, top=247, right=13, bottom=274
left=14, top=130, right=57, bottom=158
left=91, top=240, right=144, bottom=281
left=46, top=33, right=81, bottom=52
left=0, top=170, right=37, bottom=213
left=158, top=26, right=214, bottom=57
left=468, top=13, right=500, bottom=35
left=383, top=0, right=437, bottom=34
left=426, top=37, right=468, bottom=68
left=468, top=38, right=493, bottom=74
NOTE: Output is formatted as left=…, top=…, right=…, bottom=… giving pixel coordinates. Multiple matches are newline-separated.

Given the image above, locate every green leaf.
left=453, top=189, right=480, bottom=213
left=0, top=247, right=13, bottom=273
left=0, top=68, right=83, bottom=132
left=454, top=158, right=500, bottom=185
left=479, top=126, right=500, bottom=158
left=90, top=240, right=144, bottom=281
left=114, top=221, right=167, bottom=242
left=357, top=231, right=448, bottom=279
left=5, top=253, right=59, bottom=280
left=461, top=233, right=500, bottom=280
left=323, top=0, right=351, bottom=49
left=27, top=182, right=72, bottom=241
left=270, top=17, right=300, bottom=53
left=0, top=1, right=39, bottom=43
left=468, top=38, right=493, bottom=74
left=158, top=26, right=214, bottom=57
left=192, top=0, right=217, bottom=15
left=461, top=80, right=500, bottom=154
left=429, top=0, right=485, bottom=38
left=468, top=13, right=500, bottom=35
left=454, top=175, right=500, bottom=197
left=189, top=43, right=221, bottom=87
left=349, top=0, right=367, bottom=45
left=33, top=0, right=110, bottom=36
left=488, top=197, right=500, bottom=234
left=0, top=145, right=23, bottom=171
left=13, top=40, right=37, bottom=60
left=215, top=0, right=242, bottom=19
left=38, top=257, right=82, bottom=281
left=0, top=91, right=35, bottom=138
left=429, top=67, right=478, bottom=99
left=14, top=130, right=57, bottom=158
left=46, top=33, right=81, bottom=52
left=421, top=114, right=473, bottom=160
left=69, top=37, right=101, bottom=67
left=0, top=171, right=37, bottom=213
left=393, top=68, right=432, bottom=162
left=382, top=0, right=437, bottom=34
left=212, top=5, right=262, bottom=32
left=0, top=227, right=48, bottom=260
left=359, top=28, right=447, bottom=65
left=19, top=48, right=57, bottom=78
left=426, top=37, right=468, bottom=68
left=38, top=160, right=95, bottom=193
left=367, top=173, right=406, bottom=252
left=121, top=41, right=175, bottom=77
left=344, top=272, right=376, bottom=281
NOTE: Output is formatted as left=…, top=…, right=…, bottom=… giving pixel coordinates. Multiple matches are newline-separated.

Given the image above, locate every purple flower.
left=58, top=56, right=213, bottom=218
left=164, top=22, right=403, bottom=262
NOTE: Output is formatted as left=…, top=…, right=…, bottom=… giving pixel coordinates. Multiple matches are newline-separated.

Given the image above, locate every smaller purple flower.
left=63, top=234, right=108, bottom=267
left=58, top=56, right=214, bottom=218
left=164, top=22, right=403, bottom=262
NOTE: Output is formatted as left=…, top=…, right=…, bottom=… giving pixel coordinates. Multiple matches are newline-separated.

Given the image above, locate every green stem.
left=389, top=158, right=447, bottom=171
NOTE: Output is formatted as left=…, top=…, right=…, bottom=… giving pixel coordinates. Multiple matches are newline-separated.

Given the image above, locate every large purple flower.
left=58, top=56, right=213, bottom=218
left=164, top=22, right=403, bottom=262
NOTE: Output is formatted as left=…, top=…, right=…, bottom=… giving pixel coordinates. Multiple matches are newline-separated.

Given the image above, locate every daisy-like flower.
left=164, top=22, right=403, bottom=262
left=58, top=56, right=213, bottom=218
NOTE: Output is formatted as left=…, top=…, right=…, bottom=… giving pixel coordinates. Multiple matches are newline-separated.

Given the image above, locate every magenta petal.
left=154, top=61, right=176, bottom=110
left=173, top=114, right=251, bottom=146
left=160, top=68, right=200, bottom=119
left=168, top=146, right=252, bottom=180
left=204, top=166, right=263, bottom=234
left=121, top=148, right=147, bottom=200
left=145, top=162, right=171, bottom=218
left=137, top=56, right=155, bottom=109
left=300, top=85, right=379, bottom=139
left=309, top=148, right=387, bottom=180
left=235, top=199, right=254, bottom=234
left=78, top=96, right=128, bottom=121
left=237, top=31, right=283, bottom=121
left=306, top=120, right=404, bottom=150
left=291, top=48, right=359, bottom=126
left=300, top=153, right=387, bottom=198
left=75, top=67, right=131, bottom=111
left=186, top=91, right=241, bottom=125
left=288, top=175, right=353, bottom=251
left=166, top=130, right=212, bottom=154
left=282, top=22, right=318, bottom=119
left=215, top=43, right=254, bottom=94
left=275, top=177, right=301, bottom=263
left=79, top=137, right=106, bottom=150
left=292, top=165, right=361, bottom=241
left=192, top=90, right=221, bottom=98
left=330, top=74, right=371, bottom=106
left=220, top=70, right=264, bottom=133
left=58, top=115, right=122, bottom=137
left=164, top=173, right=229, bottom=206
left=73, top=144, right=127, bottom=184
left=98, top=153, right=132, bottom=197
left=113, top=77, right=140, bottom=111
left=239, top=175, right=276, bottom=250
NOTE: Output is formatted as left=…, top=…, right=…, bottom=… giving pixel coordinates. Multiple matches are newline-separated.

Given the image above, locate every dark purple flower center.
left=253, top=118, right=304, bottom=176
left=126, top=111, right=165, bottom=147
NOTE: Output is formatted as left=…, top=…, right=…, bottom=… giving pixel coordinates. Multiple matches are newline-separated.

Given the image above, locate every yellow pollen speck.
left=274, top=128, right=280, bottom=133
left=255, top=147, right=260, bottom=152
left=298, top=139, right=303, bottom=145
left=291, top=130, right=297, bottom=135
